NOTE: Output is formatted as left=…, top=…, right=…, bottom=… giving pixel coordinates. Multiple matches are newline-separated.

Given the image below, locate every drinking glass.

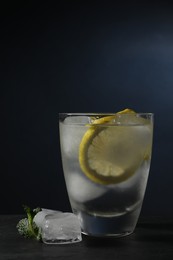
left=59, top=112, right=154, bottom=237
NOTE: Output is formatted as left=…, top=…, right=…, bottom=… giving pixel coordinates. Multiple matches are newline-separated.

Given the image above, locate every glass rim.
left=59, top=112, right=154, bottom=116
left=59, top=113, right=154, bottom=125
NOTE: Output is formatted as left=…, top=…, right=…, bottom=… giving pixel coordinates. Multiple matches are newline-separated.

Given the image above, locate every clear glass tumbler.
left=59, top=111, right=154, bottom=237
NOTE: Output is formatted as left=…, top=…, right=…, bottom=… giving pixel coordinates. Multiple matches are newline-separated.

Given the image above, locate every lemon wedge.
left=79, top=109, right=151, bottom=185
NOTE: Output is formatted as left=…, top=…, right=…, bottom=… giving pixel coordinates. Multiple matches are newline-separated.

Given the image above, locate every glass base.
left=78, top=208, right=141, bottom=237
left=82, top=230, right=133, bottom=238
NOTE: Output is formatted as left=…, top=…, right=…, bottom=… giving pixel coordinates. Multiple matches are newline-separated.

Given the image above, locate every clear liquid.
left=59, top=120, right=153, bottom=236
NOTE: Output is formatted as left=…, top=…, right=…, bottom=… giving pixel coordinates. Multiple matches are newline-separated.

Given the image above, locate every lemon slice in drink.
left=79, top=109, right=150, bottom=185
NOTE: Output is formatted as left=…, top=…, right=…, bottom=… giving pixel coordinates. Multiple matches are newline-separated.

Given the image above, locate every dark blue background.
left=1, top=1, right=173, bottom=216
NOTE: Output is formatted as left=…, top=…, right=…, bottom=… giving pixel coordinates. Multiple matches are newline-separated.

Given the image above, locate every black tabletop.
left=0, top=215, right=172, bottom=260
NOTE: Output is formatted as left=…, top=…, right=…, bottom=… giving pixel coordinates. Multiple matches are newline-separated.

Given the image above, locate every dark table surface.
left=0, top=215, right=173, bottom=260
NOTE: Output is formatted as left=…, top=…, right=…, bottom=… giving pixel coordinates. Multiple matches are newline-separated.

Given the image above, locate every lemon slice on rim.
left=79, top=109, right=150, bottom=185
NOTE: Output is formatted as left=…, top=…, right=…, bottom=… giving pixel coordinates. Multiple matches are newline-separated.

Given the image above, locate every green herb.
left=16, top=205, right=42, bottom=241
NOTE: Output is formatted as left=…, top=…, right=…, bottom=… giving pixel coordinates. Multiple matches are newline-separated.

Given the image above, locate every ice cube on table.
left=41, top=212, right=82, bottom=244
left=33, top=208, right=61, bottom=228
